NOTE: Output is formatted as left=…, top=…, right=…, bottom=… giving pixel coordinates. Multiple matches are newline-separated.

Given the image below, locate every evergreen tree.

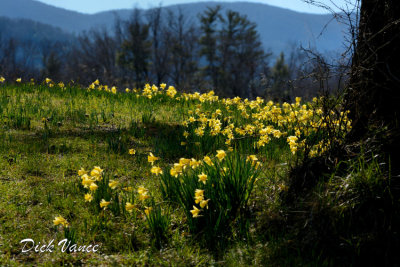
left=117, top=9, right=152, bottom=89
left=199, top=6, right=222, bottom=91
left=265, top=52, right=290, bottom=101
left=219, top=10, right=265, bottom=97
left=199, top=7, right=265, bottom=97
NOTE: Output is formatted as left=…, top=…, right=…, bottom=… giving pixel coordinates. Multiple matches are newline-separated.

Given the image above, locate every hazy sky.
left=35, top=0, right=357, bottom=14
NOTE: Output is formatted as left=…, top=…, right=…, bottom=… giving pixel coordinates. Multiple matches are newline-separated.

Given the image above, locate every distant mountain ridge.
left=0, top=16, right=73, bottom=43
left=0, top=0, right=347, bottom=55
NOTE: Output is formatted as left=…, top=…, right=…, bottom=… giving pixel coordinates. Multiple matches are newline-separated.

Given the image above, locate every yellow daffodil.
left=0, top=76, right=5, bottom=83
left=198, top=172, right=208, bottom=184
left=148, top=152, right=159, bottom=165
left=138, top=186, right=148, bottom=195
left=190, top=206, right=201, bottom=218
left=151, top=84, right=158, bottom=92
left=93, top=166, right=103, bottom=172
left=100, top=199, right=110, bottom=209
left=108, top=180, right=119, bottom=189
left=170, top=167, right=178, bottom=177
left=255, top=161, right=262, bottom=169
left=81, top=175, right=93, bottom=188
left=173, top=163, right=184, bottom=173
left=80, top=172, right=89, bottom=180
left=200, top=199, right=210, bottom=209
left=125, top=202, right=136, bottom=212
left=203, top=156, right=213, bottom=166
left=123, top=186, right=133, bottom=192
left=195, top=127, right=204, bottom=136
left=53, top=216, right=69, bottom=227
left=246, top=155, right=258, bottom=162
left=139, top=193, right=150, bottom=201
left=179, top=158, right=191, bottom=166
left=138, top=186, right=151, bottom=200
left=195, top=189, right=204, bottom=197
left=287, top=136, right=298, bottom=154
left=151, top=166, right=163, bottom=175
left=216, top=150, right=226, bottom=161
left=166, top=86, right=177, bottom=98
left=16, top=78, right=21, bottom=83
left=195, top=194, right=204, bottom=204
left=190, top=158, right=201, bottom=169
left=144, top=206, right=153, bottom=216
left=129, top=148, right=136, bottom=155
left=84, top=193, right=93, bottom=202
left=89, top=183, right=98, bottom=192
left=90, top=166, right=103, bottom=179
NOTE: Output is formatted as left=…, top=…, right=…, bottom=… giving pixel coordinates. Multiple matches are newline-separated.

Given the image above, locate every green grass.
left=2, top=81, right=384, bottom=266
left=0, top=83, right=292, bottom=265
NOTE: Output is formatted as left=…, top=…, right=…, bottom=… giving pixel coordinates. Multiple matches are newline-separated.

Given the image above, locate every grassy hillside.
left=0, top=76, right=373, bottom=266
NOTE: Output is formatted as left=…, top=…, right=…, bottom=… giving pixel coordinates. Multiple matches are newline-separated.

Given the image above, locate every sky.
left=35, top=0, right=357, bottom=14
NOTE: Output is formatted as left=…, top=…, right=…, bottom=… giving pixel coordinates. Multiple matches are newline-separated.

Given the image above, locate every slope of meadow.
left=0, top=77, right=355, bottom=265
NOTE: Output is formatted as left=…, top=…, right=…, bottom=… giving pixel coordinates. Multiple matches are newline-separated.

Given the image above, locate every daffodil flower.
left=190, top=206, right=201, bottom=218
left=198, top=172, right=208, bottom=184
left=53, top=216, right=69, bottom=227
left=100, top=199, right=110, bottom=209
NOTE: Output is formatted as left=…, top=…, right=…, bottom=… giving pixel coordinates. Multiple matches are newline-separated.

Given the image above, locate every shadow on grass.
left=2, top=120, right=194, bottom=162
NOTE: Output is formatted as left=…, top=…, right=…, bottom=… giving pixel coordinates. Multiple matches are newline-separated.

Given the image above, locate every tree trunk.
left=347, top=0, right=400, bottom=171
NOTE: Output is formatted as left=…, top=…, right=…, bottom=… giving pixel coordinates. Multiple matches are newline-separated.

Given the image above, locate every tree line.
left=0, top=6, right=345, bottom=100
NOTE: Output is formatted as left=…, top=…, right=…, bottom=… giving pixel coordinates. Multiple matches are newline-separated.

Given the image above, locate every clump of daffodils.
left=182, top=94, right=351, bottom=158
left=77, top=166, right=156, bottom=218
left=78, top=167, right=104, bottom=201
left=166, top=86, right=177, bottom=98
left=191, top=189, right=210, bottom=218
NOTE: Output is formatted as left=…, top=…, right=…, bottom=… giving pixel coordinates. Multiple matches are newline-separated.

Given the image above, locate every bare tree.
left=68, top=28, right=118, bottom=85
left=147, top=6, right=170, bottom=85
left=166, top=9, right=200, bottom=91
left=0, top=38, right=18, bottom=78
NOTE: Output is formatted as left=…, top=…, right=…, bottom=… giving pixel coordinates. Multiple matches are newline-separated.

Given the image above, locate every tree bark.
left=347, top=0, right=400, bottom=170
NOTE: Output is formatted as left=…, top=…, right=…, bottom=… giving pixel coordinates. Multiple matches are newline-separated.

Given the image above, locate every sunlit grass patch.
left=0, top=78, right=353, bottom=265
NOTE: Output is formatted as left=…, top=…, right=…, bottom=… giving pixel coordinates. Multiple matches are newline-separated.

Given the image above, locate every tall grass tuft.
left=145, top=202, right=170, bottom=249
